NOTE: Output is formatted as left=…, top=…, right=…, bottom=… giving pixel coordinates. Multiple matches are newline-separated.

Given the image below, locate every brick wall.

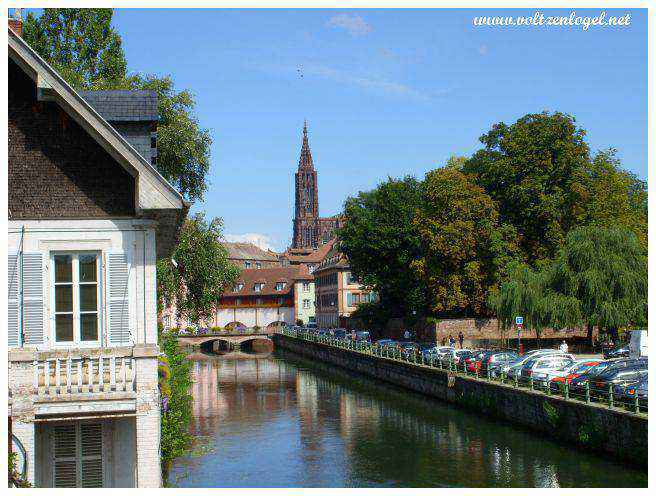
left=8, top=59, right=135, bottom=219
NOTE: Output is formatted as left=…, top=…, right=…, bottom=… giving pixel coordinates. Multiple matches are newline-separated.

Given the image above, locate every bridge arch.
left=266, top=320, right=286, bottom=331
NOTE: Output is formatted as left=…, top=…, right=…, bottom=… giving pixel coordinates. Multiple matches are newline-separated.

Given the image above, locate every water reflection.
left=169, top=350, right=647, bottom=488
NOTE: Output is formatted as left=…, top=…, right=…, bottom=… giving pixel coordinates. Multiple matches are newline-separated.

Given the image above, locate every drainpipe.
left=18, top=225, right=25, bottom=347
left=143, top=229, right=147, bottom=345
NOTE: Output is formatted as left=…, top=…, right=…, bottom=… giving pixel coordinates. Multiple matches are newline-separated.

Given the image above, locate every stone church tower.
left=291, top=121, right=343, bottom=250
left=292, top=121, right=320, bottom=249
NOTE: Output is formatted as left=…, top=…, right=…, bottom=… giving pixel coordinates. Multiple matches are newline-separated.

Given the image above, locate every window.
left=275, top=282, right=286, bottom=291
left=254, top=283, right=264, bottom=292
left=308, top=264, right=315, bottom=273
left=233, top=282, right=244, bottom=292
left=245, top=261, right=252, bottom=269
left=53, top=253, right=100, bottom=344
left=256, top=262, right=262, bottom=269
left=303, top=299, right=310, bottom=309
left=302, top=282, right=311, bottom=292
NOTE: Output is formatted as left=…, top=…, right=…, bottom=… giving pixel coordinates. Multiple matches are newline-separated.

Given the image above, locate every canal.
left=167, top=349, right=647, bottom=488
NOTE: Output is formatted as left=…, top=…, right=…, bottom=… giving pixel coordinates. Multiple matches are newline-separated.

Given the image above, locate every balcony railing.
left=33, top=356, right=136, bottom=397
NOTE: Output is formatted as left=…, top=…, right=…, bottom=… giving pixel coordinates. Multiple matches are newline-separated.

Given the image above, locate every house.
left=8, top=25, right=185, bottom=488
left=314, top=244, right=378, bottom=329
left=213, top=267, right=311, bottom=329
left=223, top=241, right=281, bottom=269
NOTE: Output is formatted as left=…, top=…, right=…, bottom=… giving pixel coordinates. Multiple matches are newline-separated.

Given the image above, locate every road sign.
left=515, top=316, right=523, bottom=326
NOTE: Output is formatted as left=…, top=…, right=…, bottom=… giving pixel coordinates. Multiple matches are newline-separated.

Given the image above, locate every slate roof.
left=313, top=243, right=349, bottom=273
left=223, top=242, right=280, bottom=262
left=79, top=90, right=158, bottom=122
left=224, top=267, right=308, bottom=297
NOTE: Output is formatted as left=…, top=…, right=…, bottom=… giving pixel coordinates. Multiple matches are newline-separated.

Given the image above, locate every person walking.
left=404, top=329, right=411, bottom=340
left=458, top=331, right=464, bottom=349
left=449, top=334, right=456, bottom=348
left=559, top=340, right=568, bottom=353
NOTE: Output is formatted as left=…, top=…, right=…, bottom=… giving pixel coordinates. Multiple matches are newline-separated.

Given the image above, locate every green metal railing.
left=279, top=328, right=647, bottom=415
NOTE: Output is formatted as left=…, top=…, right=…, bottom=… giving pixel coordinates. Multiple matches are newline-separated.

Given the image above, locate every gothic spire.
left=298, top=120, right=314, bottom=169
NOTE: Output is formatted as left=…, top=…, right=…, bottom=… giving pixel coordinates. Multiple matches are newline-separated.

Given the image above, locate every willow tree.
left=549, top=225, right=647, bottom=344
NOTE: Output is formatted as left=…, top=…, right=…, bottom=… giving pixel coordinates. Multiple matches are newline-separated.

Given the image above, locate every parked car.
left=452, top=349, right=475, bottom=365
left=603, top=345, right=630, bottom=360
left=397, top=341, right=422, bottom=353
left=375, top=338, right=396, bottom=348
left=504, top=351, right=572, bottom=379
left=354, top=331, right=371, bottom=342
left=519, top=355, right=575, bottom=383
left=332, top=329, right=348, bottom=339
left=614, top=376, right=648, bottom=408
left=548, top=360, right=601, bottom=390
left=569, top=357, right=648, bottom=393
left=588, top=365, right=648, bottom=396
left=423, top=346, right=454, bottom=360
left=477, top=351, right=519, bottom=376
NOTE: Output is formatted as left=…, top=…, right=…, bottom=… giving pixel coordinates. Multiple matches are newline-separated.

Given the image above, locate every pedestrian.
left=441, top=336, right=447, bottom=346
left=449, top=334, right=456, bottom=348
left=559, top=340, right=568, bottom=353
left=458, top=331, right=464, bottom=349
left=404, top=329, right=410, bottom=340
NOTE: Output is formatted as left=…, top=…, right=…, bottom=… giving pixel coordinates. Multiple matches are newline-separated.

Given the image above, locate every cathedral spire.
left=298, top=120, right=314, bottom=169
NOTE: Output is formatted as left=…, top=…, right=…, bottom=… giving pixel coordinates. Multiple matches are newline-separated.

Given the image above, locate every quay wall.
left=273, top=333, right=647, bottom=467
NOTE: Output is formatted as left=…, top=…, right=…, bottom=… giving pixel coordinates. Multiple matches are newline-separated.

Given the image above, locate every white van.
left=628, top=329, right=648, bottom=358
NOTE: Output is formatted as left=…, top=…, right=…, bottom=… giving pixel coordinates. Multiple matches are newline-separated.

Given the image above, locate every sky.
left=28, top=8, right=648, bottom=251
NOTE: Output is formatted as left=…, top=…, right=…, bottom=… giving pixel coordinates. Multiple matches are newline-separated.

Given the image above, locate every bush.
left=210, top=326, right=223, bottom=333
left=253, top=325, right=261, bottom=331
left=296, top=319, right=304, bottom=326
left=9, top=452, right=30, bottom=488
left=158, top=326, right=193, bottom=476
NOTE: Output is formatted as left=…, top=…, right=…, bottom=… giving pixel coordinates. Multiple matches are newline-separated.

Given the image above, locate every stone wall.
left=273, top=334, right=646, bottom=467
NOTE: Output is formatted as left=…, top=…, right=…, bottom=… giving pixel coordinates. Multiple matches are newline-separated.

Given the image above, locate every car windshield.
left=572, top=362, right=597, bottom=374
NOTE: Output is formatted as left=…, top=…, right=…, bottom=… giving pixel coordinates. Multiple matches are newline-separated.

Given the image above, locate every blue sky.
left=28, top=8, right=648, bottom=251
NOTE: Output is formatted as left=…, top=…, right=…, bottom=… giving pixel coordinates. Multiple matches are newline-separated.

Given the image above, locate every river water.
left=167, top=349, right=647, bottom=488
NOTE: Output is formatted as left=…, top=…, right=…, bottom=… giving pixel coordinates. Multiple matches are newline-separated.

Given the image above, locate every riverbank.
left=273, top=333, right=647, bottom=467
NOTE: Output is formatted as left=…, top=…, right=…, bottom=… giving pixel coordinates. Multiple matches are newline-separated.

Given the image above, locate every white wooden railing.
left=33, top=356, right=136, bottom=396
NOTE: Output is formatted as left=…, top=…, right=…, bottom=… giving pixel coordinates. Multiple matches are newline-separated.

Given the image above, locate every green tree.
left=157, top=213, right=241, bottom=324
left=23, top=8, right=212, bottom=202
left=583, top=149, right=647, bottom=248
left=23, top=8, right=127, bottom=89
left=412, top=167, right=518, bottom=317
left=549, top=225, right=647, bottom=344
left=463, top=112, right=591, bottom=264
left=339, top=176, right=425, bottom=320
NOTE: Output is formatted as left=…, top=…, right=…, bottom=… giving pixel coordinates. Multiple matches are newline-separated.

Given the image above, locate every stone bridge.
left=176, top=331, right=275, bottom=352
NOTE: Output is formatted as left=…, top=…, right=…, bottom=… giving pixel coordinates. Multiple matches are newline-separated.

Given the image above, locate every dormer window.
left=254, top=283, right=264, bottom=292
left=233, top=282, right=244, bottom=292
left=256, top=262, right=262, bottom=269
left=245, top=261, right=252, bottom=269
left=275, top=282, right=286, bottom=291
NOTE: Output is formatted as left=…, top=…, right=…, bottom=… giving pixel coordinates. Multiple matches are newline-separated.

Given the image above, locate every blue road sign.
left=515, top=316, right=523, bottom=325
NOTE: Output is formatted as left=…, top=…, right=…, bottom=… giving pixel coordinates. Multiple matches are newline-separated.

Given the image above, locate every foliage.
left=158, top=212, right=241, bottom=324
left=23, top=8, right=126, bottom=90
left=463, top=112, right=592, bottom=264
left=582, top=149, right=648, bottom=248
left=159, top=329, right=193, bottom=468
left=23, top=8, right=212, bottom=202
left=491, top=226, right=647, bottom=344
left=349, top=301, right=393, bottom=332
left=412, top=167, right=519, bottom=317
left=339, top=176, right=425, bottom=319
left=9, top=452, right=31, bottom=488
left=549, top=225, right=647, bottom=338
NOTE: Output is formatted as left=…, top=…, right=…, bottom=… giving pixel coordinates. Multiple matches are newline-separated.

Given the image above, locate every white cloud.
left=302, top=64, right=433, bottom=101
left=327, top=14, right=372, bottom=37
left=224, top=233, right=276, bottom=252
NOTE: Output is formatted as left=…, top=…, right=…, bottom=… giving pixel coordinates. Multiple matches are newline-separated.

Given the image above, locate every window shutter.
left=52, top=423, right=104, bottom=488
left=107, top=253, right=131, bottom=345
left=23, top=253, right=44, bottom=345
left=80, top=424, right=103, bottom=487
left=53, top=424, right=77, bottom=488
left=8, top=253, right=20, bottom=347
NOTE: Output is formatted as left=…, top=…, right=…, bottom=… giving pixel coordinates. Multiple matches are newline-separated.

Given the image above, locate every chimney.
left=8, top=9, right=22, bottom=37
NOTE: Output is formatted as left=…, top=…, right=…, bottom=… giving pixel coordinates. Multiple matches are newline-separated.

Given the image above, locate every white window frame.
left=245, top=261, right=252, bottom=269
left=50, top=251, right=102, bottom=347
left=275, top=282, right=286, bottom=291
left=303, top=299, right=310, bottom=309
left=255, top=262, right=262, bottom=269
left=302, top=282, right=310, bottom=292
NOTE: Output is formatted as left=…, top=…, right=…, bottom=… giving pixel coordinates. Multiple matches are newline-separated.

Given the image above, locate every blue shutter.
left=8, top=253, right=20, bottom=347
left=23, top=253, right=44, bottom=345
left=107, top=253, right=131, bottom=345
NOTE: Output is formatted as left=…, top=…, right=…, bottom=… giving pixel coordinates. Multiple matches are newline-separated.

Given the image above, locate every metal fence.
left=279, top=328, right=647, bottom=416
